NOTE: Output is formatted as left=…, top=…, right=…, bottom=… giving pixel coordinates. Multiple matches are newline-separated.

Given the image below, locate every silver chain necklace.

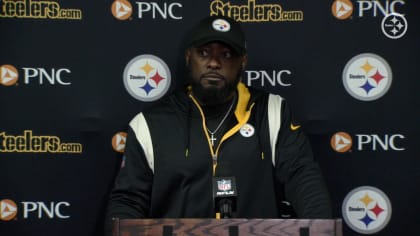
left=206, top=95, right=236, bottom=146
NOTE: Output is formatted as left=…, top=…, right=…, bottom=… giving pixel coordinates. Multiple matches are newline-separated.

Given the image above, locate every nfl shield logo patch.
left=217, top=179, right=231, bottom=191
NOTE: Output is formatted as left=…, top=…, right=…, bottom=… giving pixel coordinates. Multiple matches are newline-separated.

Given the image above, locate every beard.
left=187, top=66, right=241, bottom=106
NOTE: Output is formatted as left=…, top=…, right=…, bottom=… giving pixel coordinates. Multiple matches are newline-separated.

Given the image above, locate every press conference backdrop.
left=0, top=0, right=418, bottom=235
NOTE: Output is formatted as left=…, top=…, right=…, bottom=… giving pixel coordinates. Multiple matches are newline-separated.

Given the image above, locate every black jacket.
left=106, top=82, right=331, bottom=223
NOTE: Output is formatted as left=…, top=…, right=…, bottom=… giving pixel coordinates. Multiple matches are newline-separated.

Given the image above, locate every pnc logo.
left=0, top=199, right=18, bottom=221
left=331, top=131, right=405, bottom=152
left=0, top=65, right=19, bottom=86
left=111, top=0, right=133, bottom=20
left=112, top=132, right=127, bottom=153
left=332, top=0, right=406, bottom=19
left=123, top=54, right=171, bottom=102
left=111, top=0, right=183, bottom=20
left=332, top=0, right=353, bottom=20
left=245, top=70, right=292, bottom=88
left=331, top=132, right=353, bottom=153
left=0, top=199, right=71, bottom=220
left=0, top=64, right=72, bottom=86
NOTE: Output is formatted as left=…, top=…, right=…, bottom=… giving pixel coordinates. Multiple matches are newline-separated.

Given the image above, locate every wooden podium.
left=112, top=218, right=342, bottom=236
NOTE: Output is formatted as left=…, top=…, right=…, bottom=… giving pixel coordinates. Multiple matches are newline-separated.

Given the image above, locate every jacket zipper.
left=189, top=94, right=255, bottom=175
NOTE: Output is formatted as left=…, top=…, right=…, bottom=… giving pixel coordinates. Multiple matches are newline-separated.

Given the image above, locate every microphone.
left=212, top=163, right=237, bottom=218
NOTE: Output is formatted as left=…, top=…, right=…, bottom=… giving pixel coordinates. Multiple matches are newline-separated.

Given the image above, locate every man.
left=106, top=15, right=332, bottom=229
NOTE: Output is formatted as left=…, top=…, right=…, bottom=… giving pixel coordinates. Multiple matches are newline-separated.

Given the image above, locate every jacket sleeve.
left=104, top=118, right=154, bottom=233
left=274, top=100, right=332, bottom=219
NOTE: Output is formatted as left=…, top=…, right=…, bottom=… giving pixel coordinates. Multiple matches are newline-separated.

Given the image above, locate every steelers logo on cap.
left=212, top=19, right=231, bottom=32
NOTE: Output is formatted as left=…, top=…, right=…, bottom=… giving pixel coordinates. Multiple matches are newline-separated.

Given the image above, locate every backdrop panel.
left=1, top=0, right=419, bottom=235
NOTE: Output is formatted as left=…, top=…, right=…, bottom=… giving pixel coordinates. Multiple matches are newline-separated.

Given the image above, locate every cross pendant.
left=209, top=133, right=217, bottom=146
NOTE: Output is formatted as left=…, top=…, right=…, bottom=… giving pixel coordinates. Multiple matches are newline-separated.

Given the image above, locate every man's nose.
left=207, top=55, right=221, bottom=69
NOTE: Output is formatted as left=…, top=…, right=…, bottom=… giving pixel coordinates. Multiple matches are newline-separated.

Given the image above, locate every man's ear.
left=185, top=49, right=191, bottom=66
left=241, top=54, right=248, bottom=70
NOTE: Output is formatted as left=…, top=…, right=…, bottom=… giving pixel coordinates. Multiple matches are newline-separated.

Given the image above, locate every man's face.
left=185, top=42, right=247, bottom=105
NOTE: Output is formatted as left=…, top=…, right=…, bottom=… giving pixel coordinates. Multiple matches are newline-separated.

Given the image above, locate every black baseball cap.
left=186, top=15, right=247, bottom=55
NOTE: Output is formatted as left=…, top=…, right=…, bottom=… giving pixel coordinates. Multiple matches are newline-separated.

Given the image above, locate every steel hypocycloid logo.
left=342, top=53, right=392, bottom=101
left=342, top=186, right=392, bottom=234
left=123, top=54, right=171, bottom=102
left=381, top=12, right=407, bottom=39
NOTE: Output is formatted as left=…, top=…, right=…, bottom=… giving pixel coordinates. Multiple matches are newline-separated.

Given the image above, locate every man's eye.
left=224, top=51, right=232, bottom=59
left=199, top=50, right=208, bottom=57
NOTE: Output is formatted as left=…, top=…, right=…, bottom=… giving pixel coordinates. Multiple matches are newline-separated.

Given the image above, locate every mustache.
left=200, top=72, right=225, bottom=80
